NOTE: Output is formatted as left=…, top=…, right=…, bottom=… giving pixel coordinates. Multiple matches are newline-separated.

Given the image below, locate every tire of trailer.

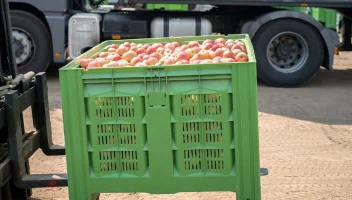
left=10, top=10, right=52, bottom=74
left=252, top=19, right=324, bottom=87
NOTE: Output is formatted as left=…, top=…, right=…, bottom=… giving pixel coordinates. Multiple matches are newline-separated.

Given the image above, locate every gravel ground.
left=25, top=52, right=352, bottom=200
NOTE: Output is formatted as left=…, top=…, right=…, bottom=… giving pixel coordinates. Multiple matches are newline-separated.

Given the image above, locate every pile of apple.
left=79, top=38, right=249, bottom=69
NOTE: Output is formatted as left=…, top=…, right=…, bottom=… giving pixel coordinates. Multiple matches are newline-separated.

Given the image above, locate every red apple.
left=225, top=58, right=236, bottom=63
left=225, top=39, right=235, bottom=45
left=108, top=48, right=117, bottom=53
left=130, top=57, right=142, bottom=66
left=164, top=58, right=175, bottom=65
left=152, top=43, right=164, bottom=49
left=123, top=42, right=130, bottom=48
left=175, top=52, right=190, bottom=62
left=223, top=50, right=235, bottom=59
left=146, top=46, right=156, bottom=54
left=203, top=43, right=213, bottom=50
left=226, top=42, right=236, bottom=49
left=208, top=50, right=215, bottom=59
left=79, top=59, right=91, bottom=69
left=87, top=60, right=102, bottom=69
left=117, top=46, right=128, bottom=56
left=136, top=44, right=143, bottom=48
left=164, top=43, right=175, bottom=51
left=99, top=52, right=109, bottom=58
left=211, top=44, right=222, bottom=51
left=143, top=44, right=150, bottom=50
left=130, top=42, right=137, bottom=47
left=235, top=52, right=248, bottom=62
left=163, top=48, right=173, bottom=56
left=180, top=45, right=189, bottom=51
left=215, top=48, right=225, bottom=57
left=147, top=57, right=159, bottom=65
left=240, top=46, right=247, bottom=53
left=185, top=48, right=196, bottom=58
left=118, top=60, right=129, bottom=66
left=231, top=44, right=242, bottom=51
left=215, top=37, right=226, bottom=45
left=143, top=55, right=151, bottom=60
left=107, top=61, right=120, bottom=68
left=135, top=62, right=146, bottom=66
left=122, top=51, right=134, bottom=62
left=150, top=52, right=162, bottom=60
left=212, top=60, right=222, bottom=63
left=192, top=46, right=202, bottom=54
left=129, top=46, right=138, bottom=52
left=202, top=39, right=214, bottom=45
left=200, top=59, right=213, bottom=64
left=188, top=41, right=199, bottom=48
left=110, top=44, right=118, bottom=49
left=232, top=49, right=242, bottom=57
left=136, top=48, right=146, bottom=55
left=172, top=41, right=181, bottom=49
left=191, top=60, right=202, bottom=64
left=157, top=47, right=165, bottom=55
left=213, top=56, right=222, bottom=61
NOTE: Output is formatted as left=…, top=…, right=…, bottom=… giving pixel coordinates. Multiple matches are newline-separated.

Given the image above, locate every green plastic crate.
left=60, top=34, right=261, bottom=200
left=310, top=8, right=337, bottom=30
left=147, top=4, right=188, bottom=10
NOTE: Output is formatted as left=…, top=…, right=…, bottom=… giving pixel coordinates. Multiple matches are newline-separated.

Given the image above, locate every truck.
left=6, top=0, right=352, bottom=87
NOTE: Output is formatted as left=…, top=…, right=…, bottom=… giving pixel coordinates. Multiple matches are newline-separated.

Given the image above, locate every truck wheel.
left=252, top=19, right=324, bottom=87
left=10, top=10, right=52, bottom=74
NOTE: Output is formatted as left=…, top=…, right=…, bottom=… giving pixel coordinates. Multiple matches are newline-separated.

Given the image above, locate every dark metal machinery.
left=0, top=0, right=68, bottom=199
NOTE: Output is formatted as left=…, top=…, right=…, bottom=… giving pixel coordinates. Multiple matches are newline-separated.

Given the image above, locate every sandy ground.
left=25, top=52, right=352, bottom=200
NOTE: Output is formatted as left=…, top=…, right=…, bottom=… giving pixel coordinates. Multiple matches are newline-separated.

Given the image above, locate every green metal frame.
left=60, top=34, right=262, bottom=200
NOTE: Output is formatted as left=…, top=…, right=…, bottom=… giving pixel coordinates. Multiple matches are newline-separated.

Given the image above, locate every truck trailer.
left=7, top=0, right=352, bottom=86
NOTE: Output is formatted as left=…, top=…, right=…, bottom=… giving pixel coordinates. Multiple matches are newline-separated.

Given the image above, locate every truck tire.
left=10, top=10, right=52, bottom=74
left=252, top=19, right=324, bottom=87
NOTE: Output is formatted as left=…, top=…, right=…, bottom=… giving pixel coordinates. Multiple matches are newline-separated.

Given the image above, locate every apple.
left=107, top=61, right=120, bottom=68
left=231, top=44, right=242, bottom=51
left=150, top=52, right=162, bottom=60
left=123, top=42, right=130, bottom=48
left=130, top=42, right=137, bottom=47
left=136, top=44, right=143, bottom=48
left=223, top=50, right=235, bottom=59
left=118, top=60, right=129, bottom=66
left=117, top=46, right=128, bottom=56
left=87, top=60, right=102, bottom=69
left=192, top=46, right=202, bottom=54
left=211, top=44, right=222, bottom=51
left=110, top=44, right=118, bottom=49
left=240, top=46, right=247, bottom=53
left=79, top=59, right=91, bottom=69
left=130, top=57, right=142, bottom=66
left=185, top=48, right=196, bottom=58
left=213, top=56, right=222, bottom=61
left=164, top=43, right=175, bottom=51
left=225, top=39, right=235, bottom=45
left=164, top=48, right=173, bottom=56
left=143, top=44, right=150, bottom=50
left=225, top=58, right=236, bottom=63
left=147, top=57, right=159, bottom=65
left=152, top=43, right=164, bottom=49
left=232, top=49, right=242, bottom=57
left=226, top=42, right=236, bottom=49
left=175, top=52, right=190, bottom=62
left=99, top=52, right=109, bottom=58
left=157, top=47, right=165, bottom=55
left=180, top=45, right=189, bottom=51
left=212, top=60, right=222, bottom=63
left=136, top=48, right=146, bottom=55
left=215, top=48, right=225, bottom=57
left=208, top=50, right=215, bottom=59
left=122, top=51, right=135, bottom=62
left=106, top=54, right=115, bottom=61
left=200, top=59, right=212, bottom=64
left=202, top=39, right=214, bottom=45
left=215, top=37, right=226, bottom=45
left=164, top=58, right=175, bottom=65
left=137, top=53, right=146, bottom=59
left=191, top=60, right=202, bottom=64
left=203, top=43, right=213, bottom=50
left=129, top=46, right=138, bottom=52
left=172, top=41, right=181, bottom=49
left=235, top=52, right=248, bottom=62
left=108, top=48, right=117, bottom=53
left=135, top=62, right=146, bottom=66
left=143, top=54, right=151, bottom=60
left=180, top=60, right=189, bottom=64
left=188, top=41, right=199, bottom=48
left=146, top=46, right=156, bottom=54
left=95, top=58, right=108, bottom=65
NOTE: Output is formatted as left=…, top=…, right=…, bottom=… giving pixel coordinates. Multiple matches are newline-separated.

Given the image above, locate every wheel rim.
left=12, top=28, right=35, bottom=68
left=266, top=31, right=309, bottom=73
